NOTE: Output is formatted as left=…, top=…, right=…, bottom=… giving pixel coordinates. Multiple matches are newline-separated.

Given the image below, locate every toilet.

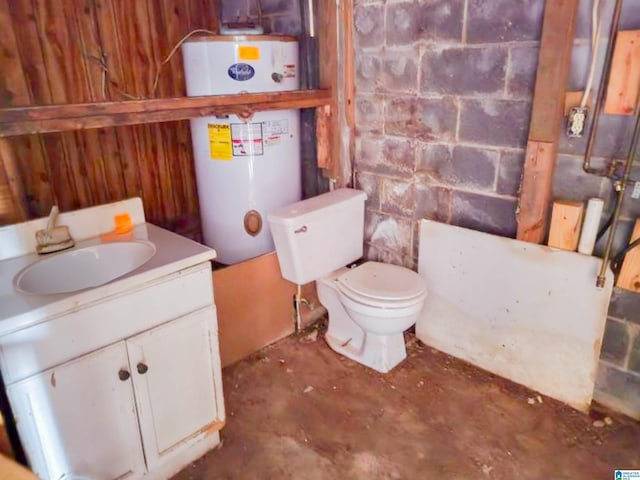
left=268, top=188, right=427, bottom=373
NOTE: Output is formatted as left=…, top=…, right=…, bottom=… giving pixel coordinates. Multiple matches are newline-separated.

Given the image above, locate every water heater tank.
left=182, top=34, right=301, bottom=264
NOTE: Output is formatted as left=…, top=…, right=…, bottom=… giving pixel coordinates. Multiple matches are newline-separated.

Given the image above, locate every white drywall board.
left=417, top=220, right=613, bottom=412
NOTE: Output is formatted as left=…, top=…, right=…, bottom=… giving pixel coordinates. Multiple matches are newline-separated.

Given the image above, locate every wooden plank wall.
left=0, top=0, right=219, bottom=237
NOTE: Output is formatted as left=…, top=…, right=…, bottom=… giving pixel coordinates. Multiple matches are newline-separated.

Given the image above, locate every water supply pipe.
left=596, top=106, right=640, bottom=287
left=583, top=0, right=624, bottom=176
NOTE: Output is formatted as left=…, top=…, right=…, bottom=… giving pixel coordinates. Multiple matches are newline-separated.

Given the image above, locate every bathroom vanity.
left=0, top=200, right=224, bottom=480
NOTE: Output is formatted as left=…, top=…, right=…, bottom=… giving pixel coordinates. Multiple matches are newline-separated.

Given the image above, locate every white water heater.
left=182, top=35, right=301, bottom=264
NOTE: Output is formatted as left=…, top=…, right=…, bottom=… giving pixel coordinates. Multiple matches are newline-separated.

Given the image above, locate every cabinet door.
left=6, top=342, right=145, bottom=480
left=127, top=306, right=224, bottom=468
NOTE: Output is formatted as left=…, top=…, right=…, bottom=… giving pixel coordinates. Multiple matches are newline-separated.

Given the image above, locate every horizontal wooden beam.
left=0, top=89, right=332, bottom=137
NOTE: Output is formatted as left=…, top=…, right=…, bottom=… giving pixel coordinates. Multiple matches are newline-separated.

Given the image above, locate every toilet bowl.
left=317, top=261, right=427, bottom=373
left=268, top=188, right=427, bottom=373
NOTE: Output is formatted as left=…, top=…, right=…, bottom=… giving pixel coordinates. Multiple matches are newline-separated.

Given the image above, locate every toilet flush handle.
left=294, top=226, right=307, bottom=234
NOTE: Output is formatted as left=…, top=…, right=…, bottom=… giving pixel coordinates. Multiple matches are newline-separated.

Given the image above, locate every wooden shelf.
left=0, top=89, right=331, bottom=137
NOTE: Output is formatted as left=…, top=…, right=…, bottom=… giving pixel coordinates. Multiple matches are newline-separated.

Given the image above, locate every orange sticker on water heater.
left=238, top=45, right=260, bottom=61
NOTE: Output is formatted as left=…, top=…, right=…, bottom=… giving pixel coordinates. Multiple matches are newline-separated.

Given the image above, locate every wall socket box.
left=567, top=107, right=589, bottom=137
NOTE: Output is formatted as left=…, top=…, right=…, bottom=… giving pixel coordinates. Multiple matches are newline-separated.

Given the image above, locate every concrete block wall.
left=354, top=0, right=640, bottom=267
left=596, top=288, right=640, bottom=419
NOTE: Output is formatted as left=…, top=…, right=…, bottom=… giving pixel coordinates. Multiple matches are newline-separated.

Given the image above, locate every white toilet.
left=268, top=188, right=427, bottom=373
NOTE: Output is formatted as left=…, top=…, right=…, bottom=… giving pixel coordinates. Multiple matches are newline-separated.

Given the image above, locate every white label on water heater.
left=263, top=119, right=289, bottom=136
left=231, top=123, right=264, bottom=156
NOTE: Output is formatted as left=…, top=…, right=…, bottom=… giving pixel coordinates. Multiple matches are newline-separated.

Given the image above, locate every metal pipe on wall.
left=596, top=105, right=640, bottom=287
left=583, top=0, right=624, bottom=176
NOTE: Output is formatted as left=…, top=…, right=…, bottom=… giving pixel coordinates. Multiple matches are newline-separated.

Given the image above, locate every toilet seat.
left=336, top=262, right=427, bottom=309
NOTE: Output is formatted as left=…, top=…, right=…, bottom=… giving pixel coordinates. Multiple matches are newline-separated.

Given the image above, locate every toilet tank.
left=268, top=188, right=367, bottom=284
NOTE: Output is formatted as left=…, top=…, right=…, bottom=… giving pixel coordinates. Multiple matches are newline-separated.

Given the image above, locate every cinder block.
left=356, top=54, right=382, bottom=93
left=595, top=363, right=640, bottom=419
left=355, top=4, right=384, bottom=48
left=355, top=95, right=384, bottom=134
left=386, top=96, right=458, bottom=142
left=381, top=179, right=415, bottom=218
left=421, top=47, right=507, bottom=96
left=364, top=211, right=413, bottom=257
left=415, top=183, right=452, bottom=223
left=467, top=0, right=544, bottom=43
left=600, top=318, right=631, bottom=367
left=459, top=99, right=531, bottom=148
left=451, top=191, right=517, bottom=237
left=270, top=16, right=300, bottom=35
left=355, top=171, right=382, bottom=211
left=355, top=135, right=415, bottom=178
left=552, top=154, right=607, bottom=203
left=385, top=2, right=420, bottom=46
left=417, top=144, right=498, bottom=191
left=383, top=49, right=419, bottom=94
left=415, top=0, right=464, bottom=42
left=507, top=46, right=539, bottom=99
left=386, top=0, right=464, bottom=44
left=609, top=288, right=640, bottom=325
left=496, top=151, right=525, bottom=196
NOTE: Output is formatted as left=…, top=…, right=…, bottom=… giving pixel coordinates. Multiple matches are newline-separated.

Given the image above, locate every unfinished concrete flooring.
left=173, top=327, right=640, bottom=480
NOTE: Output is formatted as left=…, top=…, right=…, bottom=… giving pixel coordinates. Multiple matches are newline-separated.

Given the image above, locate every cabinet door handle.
left=137, top=363, right=149, bottom=375
left=118, top=369, right=130, bottom=381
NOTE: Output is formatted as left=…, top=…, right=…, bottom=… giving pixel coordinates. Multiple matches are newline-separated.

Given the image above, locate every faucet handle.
left=45, top=205, right=60, bottom=232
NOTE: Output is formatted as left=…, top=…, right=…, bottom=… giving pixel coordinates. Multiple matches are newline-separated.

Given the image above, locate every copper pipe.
left=596, top=106, right=640, bottom=287
left=583, top=0, right=624, bottom=175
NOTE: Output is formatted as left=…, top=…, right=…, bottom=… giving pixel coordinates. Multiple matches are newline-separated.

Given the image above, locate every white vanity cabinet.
left=0, top=262, right=225, bottom=480
left=7, top=342, right=147, bottom=480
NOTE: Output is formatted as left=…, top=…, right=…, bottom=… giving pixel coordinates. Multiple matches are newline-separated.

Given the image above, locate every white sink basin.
left=15, top=241, right=156, bottom=295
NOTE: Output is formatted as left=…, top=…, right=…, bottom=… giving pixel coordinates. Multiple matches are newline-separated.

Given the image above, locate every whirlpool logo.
left=228, top=63, right=255, bottom=81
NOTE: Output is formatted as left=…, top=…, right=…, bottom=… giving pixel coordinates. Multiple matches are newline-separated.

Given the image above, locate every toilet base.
left=325, top=331, right=407, bottom=373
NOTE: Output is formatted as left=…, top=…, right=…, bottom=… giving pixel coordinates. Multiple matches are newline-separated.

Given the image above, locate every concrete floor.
left=173, top=326, right=640, bottom=480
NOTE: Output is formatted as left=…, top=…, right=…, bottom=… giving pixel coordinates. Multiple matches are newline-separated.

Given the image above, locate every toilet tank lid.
left=268, top=188, right=366, bottom=226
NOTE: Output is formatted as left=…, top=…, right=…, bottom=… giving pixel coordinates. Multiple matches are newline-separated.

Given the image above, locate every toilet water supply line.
left=295, top=284, right=302, bottom=331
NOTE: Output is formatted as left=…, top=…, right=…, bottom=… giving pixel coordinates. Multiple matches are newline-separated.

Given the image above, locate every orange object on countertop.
left=100, top=213, right=134, bottom=242
left=114, top=213, right=133, bottom=234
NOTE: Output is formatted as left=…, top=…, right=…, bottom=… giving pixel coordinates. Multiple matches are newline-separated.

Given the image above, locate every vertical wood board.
left=605, top=30, right=640, bottom=115
left=517, top=0, right=579, bottom=244
left=616, top=219, right=640, bottom=292
left=547, top=200, right=584, bottom=251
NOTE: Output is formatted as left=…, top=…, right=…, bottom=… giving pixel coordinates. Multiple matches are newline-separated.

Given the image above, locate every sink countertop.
left=0, top=224, right=216, bottom=336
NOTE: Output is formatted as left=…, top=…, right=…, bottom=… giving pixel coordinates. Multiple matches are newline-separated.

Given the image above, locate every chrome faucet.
left=35, top=206, right=75, bottom=254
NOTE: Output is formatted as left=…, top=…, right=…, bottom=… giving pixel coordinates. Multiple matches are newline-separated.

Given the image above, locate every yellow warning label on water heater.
left=238, top=45, right=260, bottom=61
left=208, top=124, right=232, bottom=160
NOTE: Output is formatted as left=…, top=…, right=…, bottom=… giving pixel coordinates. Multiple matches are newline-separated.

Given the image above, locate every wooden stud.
left=518, top=141, right=556, bottom=243
left=616, top=219, right=640, bottom=292
left=517, top=0, right=579, bottom=243
left=547, top=201, right=584, bottom=251
left=316, top=105, right=331, bottom=170
left=605, top=30, right=640, bottom=115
